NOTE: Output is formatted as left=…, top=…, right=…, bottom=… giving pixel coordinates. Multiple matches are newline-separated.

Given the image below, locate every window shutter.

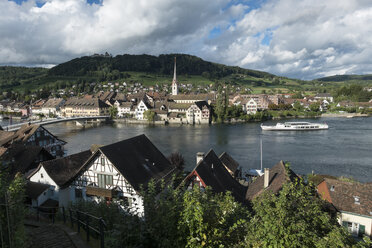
left=342, top=221, right=348, bottom=228
left=359, top=225, right=365, bottom=237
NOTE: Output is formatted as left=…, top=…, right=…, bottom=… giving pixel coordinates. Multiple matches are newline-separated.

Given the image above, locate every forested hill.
left=49, top=53, right=274, bottom=79
left=317, top=74, right=372, bottom=82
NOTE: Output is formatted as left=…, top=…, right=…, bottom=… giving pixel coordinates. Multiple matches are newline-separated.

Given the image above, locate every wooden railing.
left=27, top=205, right=107, bottom=248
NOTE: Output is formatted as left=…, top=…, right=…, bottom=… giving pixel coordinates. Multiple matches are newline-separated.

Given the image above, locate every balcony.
left=86, top=186, right=117, bottom=198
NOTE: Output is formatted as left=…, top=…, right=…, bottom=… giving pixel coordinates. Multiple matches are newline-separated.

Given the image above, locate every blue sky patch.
left=208, top=27, right=222, bottom=39
left=9, top=0, right=102, bottom=6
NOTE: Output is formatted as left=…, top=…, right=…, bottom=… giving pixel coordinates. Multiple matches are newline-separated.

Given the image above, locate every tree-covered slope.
left=48, top=53, right=275, bottom=79
left=317, top=74, right=372, bottom=82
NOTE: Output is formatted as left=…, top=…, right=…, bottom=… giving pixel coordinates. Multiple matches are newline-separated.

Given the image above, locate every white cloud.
left=1, top=0, right=372, bottom=79
left=203, top=0, right=372, bottom=79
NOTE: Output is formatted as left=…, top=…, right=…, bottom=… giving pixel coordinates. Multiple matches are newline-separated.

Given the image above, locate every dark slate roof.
left=194, top=101, right=209, bottom=110
left=0, top=144, right=54, bottom=177
left=245, top=161, right=298, bottom=201
left=0, top=124, right=66, bottom=147
left=219, top=152, right=239, bottom=174
left=98, top=134, right=177, bottom=191
left=26, top=181, right=50, bottom=199
left=30, top=150, right=93, bottom=188
left=191, top=149, right=247, bottom=202
left=320, top=178, right=372, bottom=217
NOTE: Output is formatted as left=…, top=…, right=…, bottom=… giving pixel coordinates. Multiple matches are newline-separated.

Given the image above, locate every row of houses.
left=230, top=93, right=336, bottom=114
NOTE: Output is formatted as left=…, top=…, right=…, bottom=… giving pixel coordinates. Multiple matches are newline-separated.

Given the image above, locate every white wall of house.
left=29, top=166, right=59, bottom=203
left=246, top=99, right=258, bottom=114
left=135, top=100, right=148, bottom=120
left=339, top=212, right=372, bottom=237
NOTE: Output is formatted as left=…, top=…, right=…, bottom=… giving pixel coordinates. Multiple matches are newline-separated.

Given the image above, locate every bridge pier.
left=75, top=120, right=86, bottom=127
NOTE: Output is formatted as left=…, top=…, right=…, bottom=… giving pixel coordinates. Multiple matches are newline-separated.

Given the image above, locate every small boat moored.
left=261, top=121, right=328, bottom=131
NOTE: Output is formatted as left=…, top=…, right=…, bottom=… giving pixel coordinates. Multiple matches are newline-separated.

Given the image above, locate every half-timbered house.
left=0, top=124, right=66, bottom=157
left=72, top=134, right=177, bottom=216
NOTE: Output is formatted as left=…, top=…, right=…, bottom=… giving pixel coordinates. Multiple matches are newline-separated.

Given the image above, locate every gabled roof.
left=189, top=149, right=247, bottom=202
left=26, top=181, right=50, bottom=199
left=245, top=161, right=298, bottom=201
left=219, top=152, right=239, bottom=174
left=317, top=178, right=372, bottom=217
left=0, top=144, right=54, bottom=178
left=0, top=124, right=66, bottom=147
left=42, top=98, right=64, bottom=108
left=193, top=101, right=210, bottom=110
left=29, top=150, right=93, bottom=188
left=98, top=134, right=176, bottom=191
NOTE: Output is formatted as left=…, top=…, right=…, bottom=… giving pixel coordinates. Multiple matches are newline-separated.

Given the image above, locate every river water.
left=2, top=117, right=372, bottom=182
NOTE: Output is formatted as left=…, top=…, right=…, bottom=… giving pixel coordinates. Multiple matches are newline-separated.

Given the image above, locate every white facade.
left=73, top=154, right=144, bottom=216
left=29, top=166, right=59, bottom=203
left=114, top=101, right=133, bottom=117
left=186, top=104, right=210, bottom=124
left=339, top=212, right=372, bottom=237
left=245, top=99, right=258, bottom=114
left=135, top=100, right=149, bottom=120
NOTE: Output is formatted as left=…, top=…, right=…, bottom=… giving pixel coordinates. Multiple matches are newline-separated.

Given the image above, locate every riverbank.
left=321, top=112, right=370, bottom=118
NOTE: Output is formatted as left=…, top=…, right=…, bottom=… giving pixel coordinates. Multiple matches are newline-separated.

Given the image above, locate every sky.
left=1, top=0, right=372, bottom=80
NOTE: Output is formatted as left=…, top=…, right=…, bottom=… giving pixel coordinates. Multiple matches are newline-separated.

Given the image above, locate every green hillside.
left=3, top=53, right=369, bottom=97
left=317, top=74, right=372, bottom=82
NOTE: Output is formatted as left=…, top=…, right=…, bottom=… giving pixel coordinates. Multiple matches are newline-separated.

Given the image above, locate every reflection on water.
left=25, top=117, right=372, bottom=182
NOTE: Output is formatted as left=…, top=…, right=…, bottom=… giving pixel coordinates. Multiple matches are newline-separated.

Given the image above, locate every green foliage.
left=108, top=106, right=118, bottom=119
left=240, top=178, right=359, bottom=248
left=143, top=110, right=156, bottom=122
left=0, top=169, right=26, bottom=248
left=214, top=85, right=229, bottom=122
left=309, top=102, right=321, bottom=112
left=292, top=101, right=304, bottom=111
left=334, top=84, right=372, bottom=102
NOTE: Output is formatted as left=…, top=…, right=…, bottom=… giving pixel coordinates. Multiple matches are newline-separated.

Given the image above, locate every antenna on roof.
left=260, top=138, right=263, bottom=173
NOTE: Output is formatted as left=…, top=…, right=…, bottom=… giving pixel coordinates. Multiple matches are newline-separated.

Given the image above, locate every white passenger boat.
left=261, top=122, right=328, bottom=131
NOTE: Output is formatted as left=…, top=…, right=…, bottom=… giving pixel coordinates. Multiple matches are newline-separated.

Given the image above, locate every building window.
left=97, top=174, right=113, bottom=188
left=101, top=157, right=105, bottom=171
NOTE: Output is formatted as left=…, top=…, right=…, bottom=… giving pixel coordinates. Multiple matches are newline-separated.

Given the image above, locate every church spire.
left=173, top=57, right=177, bottom=82
left=172, top=56, right=178, bottom=95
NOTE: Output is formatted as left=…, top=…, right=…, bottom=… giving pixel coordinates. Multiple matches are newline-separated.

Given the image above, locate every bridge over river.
left=2, top=116, right=110, bottom=131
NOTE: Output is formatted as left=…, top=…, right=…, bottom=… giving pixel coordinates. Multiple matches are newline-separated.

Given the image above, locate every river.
left=2, top=117, right=372, bottom=182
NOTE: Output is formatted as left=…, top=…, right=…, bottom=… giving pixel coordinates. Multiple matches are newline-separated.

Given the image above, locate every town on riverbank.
left=1, top=59, right=372, bottom=127
left=1, top=59, right=372, bottom=248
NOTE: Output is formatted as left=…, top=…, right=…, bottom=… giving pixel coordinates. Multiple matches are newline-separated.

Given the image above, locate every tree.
left=109, top=106, right=118, bottom=119
left=143, top=110, right=156, bottom=122
left=239, top=177, right=359, bottom=248
left=0, top=168, right=26, bottom=248
left=309, top=102, right=320, bottom=112
left=293, top=101, right=303, bottom=111
left=168, top=152, right=185, bottom=171
left=215, top=84, right=228, bottom=122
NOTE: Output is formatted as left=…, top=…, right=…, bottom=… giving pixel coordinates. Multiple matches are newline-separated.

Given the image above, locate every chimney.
left=264, top=168, right=269, bottom=188
left=196, top=152, right=205, bottom=165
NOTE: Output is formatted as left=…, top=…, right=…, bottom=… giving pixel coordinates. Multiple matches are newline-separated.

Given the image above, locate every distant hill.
left=0, top=53, right=283, bottom=93
left=48, top=53, right=275, bottom=79
left=317, top=74, right=372, bottom=82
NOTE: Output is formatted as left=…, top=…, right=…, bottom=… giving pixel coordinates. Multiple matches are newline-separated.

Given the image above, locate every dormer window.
left=354, top=196, right=360, bottom=205
left=330, top=185, right=335, bottom=191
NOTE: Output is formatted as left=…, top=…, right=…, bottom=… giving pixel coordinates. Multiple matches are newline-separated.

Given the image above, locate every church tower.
left=171, top=57, right=178, bottom=95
